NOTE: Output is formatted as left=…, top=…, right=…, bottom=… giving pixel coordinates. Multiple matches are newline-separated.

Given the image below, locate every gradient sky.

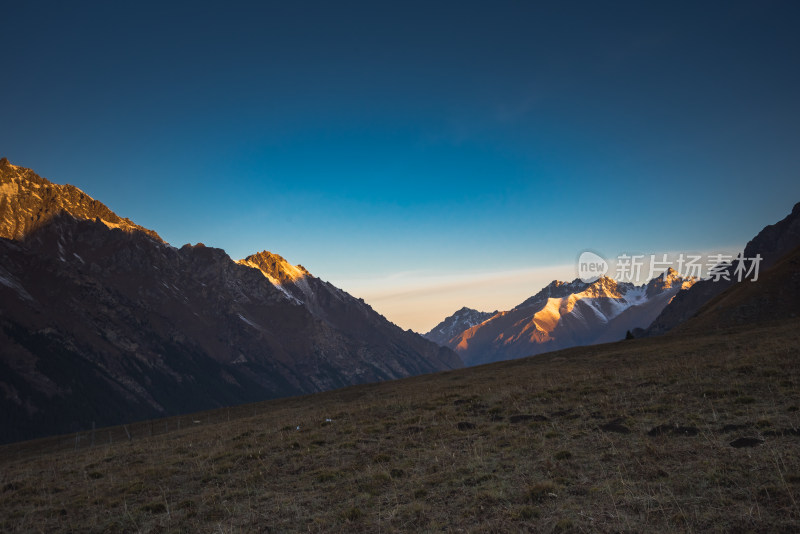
left=2, top=1, right=800, bottom=331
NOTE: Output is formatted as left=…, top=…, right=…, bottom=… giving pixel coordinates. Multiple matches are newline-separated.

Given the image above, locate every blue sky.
left=2, top=1, right=800, bottom=331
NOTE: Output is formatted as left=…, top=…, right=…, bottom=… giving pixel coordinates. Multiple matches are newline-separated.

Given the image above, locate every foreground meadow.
left=2, top=320, right=799, bottom=532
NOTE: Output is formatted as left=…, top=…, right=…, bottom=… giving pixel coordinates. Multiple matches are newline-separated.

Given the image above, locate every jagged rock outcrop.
left=0, top=157, right=161, bottom=242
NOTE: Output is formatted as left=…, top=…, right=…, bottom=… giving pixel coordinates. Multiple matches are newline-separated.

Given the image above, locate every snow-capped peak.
left=582, top=275, right=631, bottom=298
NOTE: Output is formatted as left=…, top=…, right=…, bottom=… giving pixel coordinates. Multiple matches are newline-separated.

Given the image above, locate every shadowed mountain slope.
left=677, top=244, right=800, bottom=333
left=0, top=159, right=460, bottom=443
left=645, top=202, right=800, bottom=336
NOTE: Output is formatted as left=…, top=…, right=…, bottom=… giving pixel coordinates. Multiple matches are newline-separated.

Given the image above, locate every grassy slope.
left=1, top=320, right=799, bottom=533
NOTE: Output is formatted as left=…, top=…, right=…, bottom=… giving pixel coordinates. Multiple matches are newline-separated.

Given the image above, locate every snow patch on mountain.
left=0, top=267, right=34, bottom=302
left=445, top=269, right=697, bottom=366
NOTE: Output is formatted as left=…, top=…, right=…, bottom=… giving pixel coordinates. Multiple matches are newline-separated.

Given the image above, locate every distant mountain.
left=0, top=159, right=461, bottom=443
left=644, top=201, right=800, bottom=336
left=446, top=271, right=695, bottom=366
left=423, top=307, right=497, bottom=346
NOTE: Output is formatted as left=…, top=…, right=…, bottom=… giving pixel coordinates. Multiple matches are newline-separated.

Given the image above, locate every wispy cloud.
left=327, top=245, right=746, bottom=334
left=330, top=264, right=575, bottom=333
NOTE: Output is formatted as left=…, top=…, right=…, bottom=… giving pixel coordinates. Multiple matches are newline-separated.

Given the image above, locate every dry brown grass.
left=2, top=319, right=800, bottom=532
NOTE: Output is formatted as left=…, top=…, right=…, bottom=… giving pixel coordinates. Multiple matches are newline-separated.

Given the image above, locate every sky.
left=2, top=1, right=799, bottom=332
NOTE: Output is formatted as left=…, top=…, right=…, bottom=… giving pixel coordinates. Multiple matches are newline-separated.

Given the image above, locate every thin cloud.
left=331, top=264, right=575, bottom=332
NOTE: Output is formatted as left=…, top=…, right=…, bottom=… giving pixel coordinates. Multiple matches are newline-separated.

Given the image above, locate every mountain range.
left=423, top=201, right=800, bottom=366
left=2, top=156, right=799, bottom=444
left=429, top=271, right=696, bottom=366
left=0, top=158, right=460, bottom=443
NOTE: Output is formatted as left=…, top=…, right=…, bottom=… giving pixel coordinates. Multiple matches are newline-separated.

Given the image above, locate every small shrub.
left=317, top=471, right=338, bottom=482
left=390, top=468, right=404, bottom=479
left=140, top=502, right=167, bottom=514
left=516, top=506, right=540, bottom=520
left=527, top=480, right=558, bottom=502
left=553, top=518, right=574, bottom=532
left=554, top=450, right=572, bottom=460
left=372, top=472, right=391, bottom=484
left=341, top=507, right=363, bottom=521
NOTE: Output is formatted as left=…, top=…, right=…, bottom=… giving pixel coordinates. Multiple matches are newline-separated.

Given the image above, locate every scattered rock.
left=730, top=437, right=764, bottom=448
left=647, top=425, right=671, bottom=436
left=509, top=414, right=549, bottom=424
left=599, top=419, right=631, bottom=434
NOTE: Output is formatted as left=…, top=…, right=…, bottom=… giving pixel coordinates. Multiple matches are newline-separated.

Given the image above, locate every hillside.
left=1, top=319, right=798, bottom=532
left=646, top=201, right=800, bottom=336
left=677, top=244, right=800, bottom=333
left=0, top=160, right=460, bottom=443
